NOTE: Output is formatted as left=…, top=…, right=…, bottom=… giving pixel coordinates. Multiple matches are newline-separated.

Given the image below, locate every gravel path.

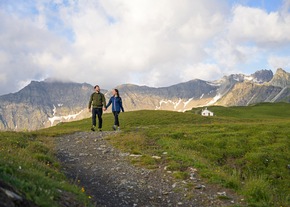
left=56, top=131, right=246, bottom=207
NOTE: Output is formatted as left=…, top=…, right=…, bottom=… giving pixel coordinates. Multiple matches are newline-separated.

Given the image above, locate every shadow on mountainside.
left=56, top=131, right=247, bottom=207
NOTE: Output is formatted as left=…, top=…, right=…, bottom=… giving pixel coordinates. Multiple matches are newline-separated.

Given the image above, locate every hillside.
left=109, top=108, right=289, bottom=207
left=192, top=102, right=290, bottom=119
left=1, top=103, right=290, bottom=206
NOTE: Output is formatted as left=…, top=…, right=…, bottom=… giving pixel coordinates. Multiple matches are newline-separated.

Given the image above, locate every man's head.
left=94, top=85, right=100, bottom=92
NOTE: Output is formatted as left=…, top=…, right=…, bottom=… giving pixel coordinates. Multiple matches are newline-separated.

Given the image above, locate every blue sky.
left=229, top=0, right=284, bottom=12
left=0, top=0, right=290, bottom=95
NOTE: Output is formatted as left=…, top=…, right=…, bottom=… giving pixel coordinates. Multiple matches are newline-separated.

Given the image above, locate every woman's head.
left=112, top=89, right=119, bottom=97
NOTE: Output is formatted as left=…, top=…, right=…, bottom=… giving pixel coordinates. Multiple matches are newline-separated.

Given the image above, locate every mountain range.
left=1, top=68, right=290, bottom=130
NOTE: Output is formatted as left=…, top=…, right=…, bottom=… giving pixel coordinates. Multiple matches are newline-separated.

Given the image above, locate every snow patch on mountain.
left=207, top=82, right=221, bottom=87
left=184, top=98, right=193, bottom=108
left=48, top=110, right=83, bottom=126
left=244, top=76, right=253, bottom=81
left=156, top=98, right=193, bottom=111
left=206, top=94, right=222, bottom=106
left=244, top=76, right=262, bottom=83
left=52, top=105, right=57, bottom=116
left=174, top=99, right=182, bottom=109
left=155, top=98, right=196, bottom=112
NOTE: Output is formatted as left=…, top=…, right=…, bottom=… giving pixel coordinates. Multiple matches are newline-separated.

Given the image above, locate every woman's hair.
left=114, top=89, right=120, bottom=97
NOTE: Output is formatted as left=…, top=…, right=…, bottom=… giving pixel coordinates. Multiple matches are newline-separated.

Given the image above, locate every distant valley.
left=1, top=68, right=290, bottom=130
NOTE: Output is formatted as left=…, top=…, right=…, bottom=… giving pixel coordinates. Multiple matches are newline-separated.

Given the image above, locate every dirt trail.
left=56, top=131, right=246, bottom=207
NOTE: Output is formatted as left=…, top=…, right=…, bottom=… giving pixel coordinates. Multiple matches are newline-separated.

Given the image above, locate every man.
left=88, top=85, right=106, bottom=131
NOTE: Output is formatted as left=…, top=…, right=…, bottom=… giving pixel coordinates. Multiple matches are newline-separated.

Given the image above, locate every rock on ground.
left=0, top=179, right=38, bottom=207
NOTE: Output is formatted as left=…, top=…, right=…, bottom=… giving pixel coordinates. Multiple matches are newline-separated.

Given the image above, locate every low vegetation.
left=0, top=132, right=92, bottom=207
left=0, top=102, right=289, bottom=206
left=109, top=103, right=290, bottom=207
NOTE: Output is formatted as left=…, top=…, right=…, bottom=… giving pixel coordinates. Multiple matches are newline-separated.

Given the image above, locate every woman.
left=105, top=89, right=124, bottom=130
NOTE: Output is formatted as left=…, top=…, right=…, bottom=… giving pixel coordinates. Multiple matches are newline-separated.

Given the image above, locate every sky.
left=0, top=0, right=290, bottom=95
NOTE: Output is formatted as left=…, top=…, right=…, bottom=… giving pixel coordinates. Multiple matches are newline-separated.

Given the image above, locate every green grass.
left=107, top=103, right=290, bottom=207
left=0, top=131, right=92, bottom=207
left=1, top=102, right=290, bottom=206
left=195, top=102, right=290, bottom=119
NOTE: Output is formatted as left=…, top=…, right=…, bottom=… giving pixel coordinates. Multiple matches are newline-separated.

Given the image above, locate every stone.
left=1, top=188, right=23, bottom=200
left=130, top=154, right=142, bottom=157
left=195, top=184, right=205, bottom=189
left=79, top=153, right=89, bottom=156
left=217, top=191, right=227, bottom=196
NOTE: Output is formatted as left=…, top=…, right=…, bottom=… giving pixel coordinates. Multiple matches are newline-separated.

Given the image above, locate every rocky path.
left=56, top=131, right=246, bottom=207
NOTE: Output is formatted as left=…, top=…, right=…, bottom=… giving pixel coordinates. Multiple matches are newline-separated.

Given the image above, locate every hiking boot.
left=112, top=125, right=117, bottom=131
left=91, top=126, right=95, bottom=131
left=98, top=128, right=102, bottom=132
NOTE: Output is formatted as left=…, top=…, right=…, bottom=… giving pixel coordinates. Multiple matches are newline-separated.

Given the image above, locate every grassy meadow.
left=0, top=102, right=290, bottom=206
left=0, top=131, right=93, bottom=206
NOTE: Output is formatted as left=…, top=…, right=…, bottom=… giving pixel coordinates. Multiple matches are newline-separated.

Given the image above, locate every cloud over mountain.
left=0, top=0, right=290, bottom=95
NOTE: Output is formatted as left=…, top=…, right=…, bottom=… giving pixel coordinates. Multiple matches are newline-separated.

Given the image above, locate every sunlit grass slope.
left=108, top=104, right=288, bottom=207
left=38, top=104, right=289, bottom=206
left=1, top=102, right=290, bottom=207
left=194, top=102, right=290, bottom=119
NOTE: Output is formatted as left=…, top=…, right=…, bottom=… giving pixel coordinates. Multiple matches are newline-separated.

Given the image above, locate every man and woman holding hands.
left=88, top=85, right=124, bottom=132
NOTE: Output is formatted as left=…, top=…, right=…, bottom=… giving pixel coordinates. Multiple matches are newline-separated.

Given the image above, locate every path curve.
left=56, top=131, right=246, bottom=207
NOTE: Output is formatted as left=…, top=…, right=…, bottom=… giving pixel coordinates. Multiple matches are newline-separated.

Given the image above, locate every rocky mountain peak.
left=269, top=68, right=290, bottom=87
left=219, top=69, right=273, bottom=84
left=251, top=69, right=273, bottom=83
left=276, top=68, right=286, bottom=73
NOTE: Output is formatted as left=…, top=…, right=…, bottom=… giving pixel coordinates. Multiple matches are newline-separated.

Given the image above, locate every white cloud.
left=180, top=63, right=223, bottom=82
left=208, top=39, right=260, bottom=69
left=229, top=5, right=290, bottom=46
left=48, top=0, right=228, bottom=87
left=0, top=73, right=6, bottom=84
left=0, top=0, right=290, bottom=95
left=206, top=3, right=290, bottom=72
left=268, top=55, right=290, bottom=69
left=0, top=9, right=70, bottom=94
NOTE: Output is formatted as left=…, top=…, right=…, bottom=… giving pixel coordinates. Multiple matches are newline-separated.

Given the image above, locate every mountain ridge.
left=1, top=68, right=289, bottom=130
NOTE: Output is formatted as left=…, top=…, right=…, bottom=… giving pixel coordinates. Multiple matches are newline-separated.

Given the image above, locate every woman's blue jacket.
left=106, top=96, right=124, bottom=112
